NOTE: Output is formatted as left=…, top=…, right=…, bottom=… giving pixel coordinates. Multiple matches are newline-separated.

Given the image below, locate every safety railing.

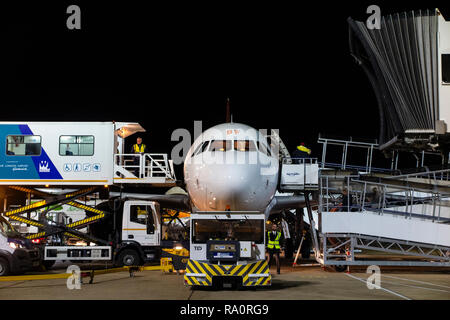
left=319, top=175, right=450, bottom=223
left=279, top=157, right=319, bottom=191
left=114, top=153, right=176, bottom=180
left=317, top=136, right=379, bottom=173
left=317, top=162, right=393, bottom=173
left=388, top=168, right=450, bottom=183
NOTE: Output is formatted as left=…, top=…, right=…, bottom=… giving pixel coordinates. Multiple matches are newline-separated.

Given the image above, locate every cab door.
left=122, top=201, right=159, bottom=246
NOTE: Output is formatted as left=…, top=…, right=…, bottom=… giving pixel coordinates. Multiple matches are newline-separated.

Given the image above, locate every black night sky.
left=1, top=1, right=449, bottom=176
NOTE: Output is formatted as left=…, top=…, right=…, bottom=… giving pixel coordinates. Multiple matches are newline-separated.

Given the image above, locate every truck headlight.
left=9, top=242, right=23, bottom=249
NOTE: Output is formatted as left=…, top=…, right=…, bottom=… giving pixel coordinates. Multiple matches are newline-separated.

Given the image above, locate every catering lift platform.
left=0, top=121, right=176, bottom=244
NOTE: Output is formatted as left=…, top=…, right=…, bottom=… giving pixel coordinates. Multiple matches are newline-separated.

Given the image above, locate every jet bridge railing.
left=319, top=175, right=450, bottom=223
left=114, top=153, right=176, bottom=181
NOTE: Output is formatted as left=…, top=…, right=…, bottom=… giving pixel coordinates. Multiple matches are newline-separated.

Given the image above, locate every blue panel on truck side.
left=0, top=124, right=62, bottom=180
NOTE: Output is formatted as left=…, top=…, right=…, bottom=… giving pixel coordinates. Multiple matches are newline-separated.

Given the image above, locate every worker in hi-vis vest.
left=292, top=142, right=311, bottom=164
left=266, top=223, right=283, bottom=274
left=131, top=137, right=147, bottom=177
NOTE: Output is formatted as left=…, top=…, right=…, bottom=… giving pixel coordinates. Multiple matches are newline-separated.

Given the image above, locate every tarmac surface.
left=0, top=260, right=449, bottom=300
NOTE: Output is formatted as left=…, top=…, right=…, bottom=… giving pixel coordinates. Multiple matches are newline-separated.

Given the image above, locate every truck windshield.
left=192, top=219, right=264, bottom=244
left=0, top=216, right=15, bottom=236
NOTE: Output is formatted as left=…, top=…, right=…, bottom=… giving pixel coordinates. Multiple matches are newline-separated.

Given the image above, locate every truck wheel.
left=0, top=258, right=10, bottom=276
left=117, top=249, right=140, bottom=266
left=334, top=265, right=347, bottom=272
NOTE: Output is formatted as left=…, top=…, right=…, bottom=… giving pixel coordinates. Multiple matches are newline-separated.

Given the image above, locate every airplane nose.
left=207, top=164, right=260, bottom=210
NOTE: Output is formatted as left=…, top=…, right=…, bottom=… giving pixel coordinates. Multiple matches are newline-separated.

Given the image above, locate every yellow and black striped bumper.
left=184, top=259, right=271, bottom=287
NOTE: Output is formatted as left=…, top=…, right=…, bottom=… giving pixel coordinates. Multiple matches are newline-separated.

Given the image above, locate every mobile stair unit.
left=316, top=137, right=450, bottom=268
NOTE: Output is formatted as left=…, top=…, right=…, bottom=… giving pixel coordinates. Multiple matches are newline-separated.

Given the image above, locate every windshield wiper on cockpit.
left=243, top=215, right=253, bottom=227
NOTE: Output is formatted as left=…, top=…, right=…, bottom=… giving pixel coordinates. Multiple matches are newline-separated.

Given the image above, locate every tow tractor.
left=184, top=211, right=270, bottom=289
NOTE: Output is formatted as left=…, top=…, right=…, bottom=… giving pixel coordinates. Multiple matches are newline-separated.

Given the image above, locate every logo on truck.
left=39, top=161, right=50, bottom=173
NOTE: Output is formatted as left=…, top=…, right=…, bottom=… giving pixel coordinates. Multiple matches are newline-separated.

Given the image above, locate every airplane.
left=119, top=118, right=305, bottom=217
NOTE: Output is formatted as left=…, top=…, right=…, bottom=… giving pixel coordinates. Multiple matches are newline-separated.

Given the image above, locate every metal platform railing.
left=318, top=136, right=379, bottom=173
left=320, top=233, right=450, bottom=267
left=388, top=168, right=450, bottom=183
left=318, top=174, right=450, bottom=267
left=316, top=150, right=450, bottom=267
left=319, top=174, right=450, bottom=223
left=318, top=162, right=394, bottom=173
left=279, top=157, right=319, bottom=191
left=113, top=153, right=176, bottom=182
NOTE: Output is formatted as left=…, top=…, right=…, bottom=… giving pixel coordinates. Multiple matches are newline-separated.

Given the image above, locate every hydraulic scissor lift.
left=4, top=185, right=110, bottom=245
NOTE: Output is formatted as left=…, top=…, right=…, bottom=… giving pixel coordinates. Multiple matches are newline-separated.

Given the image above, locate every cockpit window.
left=234, top=140, right=257, bottom=152
left=257, top=141, right=272, bottom=156
left=194, top=141, right=210, bottom=156
left=192, top=143, right=202, bottom=156
left=201, top=141, right=210, bottom=153
left=209, top=140, right=232, bottom=152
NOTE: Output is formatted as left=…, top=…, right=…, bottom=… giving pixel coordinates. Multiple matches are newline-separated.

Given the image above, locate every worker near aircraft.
left=339, top=188, right=353, bottom=212
left=292, top=142, right=311, bottom=164
left=266, top=223, right=283, bottom=274
left=131, top=137, right=147, bottom=154
left=131, top=137, right=147, bottom=177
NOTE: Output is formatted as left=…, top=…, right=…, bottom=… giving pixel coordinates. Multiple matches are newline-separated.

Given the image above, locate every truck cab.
left=116, top=200, right=161, bottom=265
left=0, top=215, right=40, bottom=276
left=185, top=211, right=271, bottom=288
left=43, top=198, right=164, bottom=267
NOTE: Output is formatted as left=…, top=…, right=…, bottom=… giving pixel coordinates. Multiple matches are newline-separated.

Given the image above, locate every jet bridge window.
left=234, top=140, right=257, bottom=152
left=209, top=140, right=232, bottom=152
left=443, top=54, right=450, bottom=84
left=6, top=135, right=41, bottom=156
left=59, top=135, right=94, bottom=156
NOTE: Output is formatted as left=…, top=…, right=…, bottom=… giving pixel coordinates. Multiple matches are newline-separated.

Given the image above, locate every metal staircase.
left=308, top=136, right=450, bottom=267
left=318, top=171, right=450, bottom=267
